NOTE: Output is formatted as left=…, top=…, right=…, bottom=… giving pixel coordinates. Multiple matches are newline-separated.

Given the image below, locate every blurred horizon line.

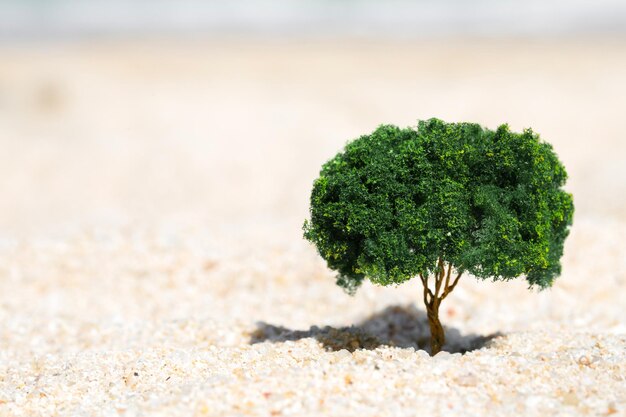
left=1, top=0, right=626, bottom=41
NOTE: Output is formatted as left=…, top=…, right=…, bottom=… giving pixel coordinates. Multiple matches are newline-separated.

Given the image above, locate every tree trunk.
left=426, top=303, right=445, bottom=355
left=419, top=262, right=462, bottom=355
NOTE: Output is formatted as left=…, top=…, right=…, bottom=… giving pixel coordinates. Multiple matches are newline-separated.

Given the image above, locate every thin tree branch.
left=444, top=262, right=452, bottom=291
left=434, top=257, right=444, bottom=299
left=419, top=272, right=426, bottom=288
left=419, top=273, right=433, bottom=305
left=440, top=271, right=463, bottom=300
left=449, top=271, right=462, bottom=291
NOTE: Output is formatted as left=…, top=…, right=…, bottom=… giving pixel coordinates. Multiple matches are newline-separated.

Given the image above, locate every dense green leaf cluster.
left=304, top=119, right=574, bottom=293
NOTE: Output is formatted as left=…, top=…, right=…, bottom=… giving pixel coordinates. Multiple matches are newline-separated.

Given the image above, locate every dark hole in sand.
left=250, top=304, right=502, bottom=355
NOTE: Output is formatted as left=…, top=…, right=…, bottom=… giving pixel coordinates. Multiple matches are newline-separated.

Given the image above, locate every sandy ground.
left=0, top=38, right=625, bottom=416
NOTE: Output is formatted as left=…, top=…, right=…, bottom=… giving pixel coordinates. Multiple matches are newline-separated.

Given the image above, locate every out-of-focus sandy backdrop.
left=1, top=2, right=625, bottom=416
left=2, top=39, right=626, bottom=238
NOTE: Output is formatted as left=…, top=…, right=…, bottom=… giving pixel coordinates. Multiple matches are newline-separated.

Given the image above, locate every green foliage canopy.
left=303, top=119, right=574, bottom=293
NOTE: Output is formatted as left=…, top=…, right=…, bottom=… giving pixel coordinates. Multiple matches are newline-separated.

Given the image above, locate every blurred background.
left=1, top=0, right=625, bottom=242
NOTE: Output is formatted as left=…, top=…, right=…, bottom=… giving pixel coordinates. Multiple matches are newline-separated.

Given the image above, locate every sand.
left=0, top=38, right=625, bottom=416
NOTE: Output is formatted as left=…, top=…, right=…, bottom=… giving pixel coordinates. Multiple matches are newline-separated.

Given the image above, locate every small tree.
left=303, top=119, right=574, bottom=355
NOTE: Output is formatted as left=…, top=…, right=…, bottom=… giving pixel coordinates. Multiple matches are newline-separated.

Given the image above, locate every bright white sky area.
left=1, top=0, right=626, bottom=39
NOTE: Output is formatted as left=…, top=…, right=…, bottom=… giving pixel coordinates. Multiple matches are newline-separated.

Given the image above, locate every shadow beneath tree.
left=250, top=304, right=502, bottom=354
